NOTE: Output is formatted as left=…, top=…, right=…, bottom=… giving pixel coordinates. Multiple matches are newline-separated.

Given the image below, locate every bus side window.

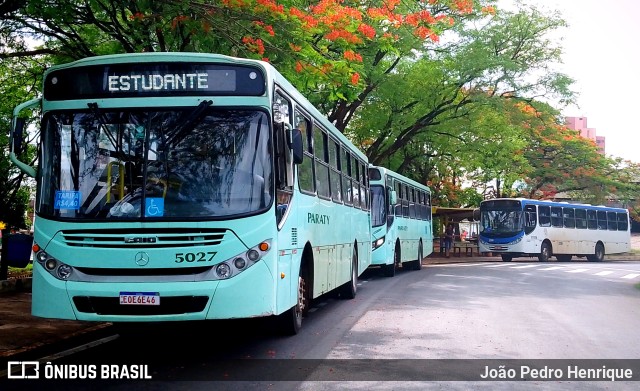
left=524, top=205, right=537, bottom=234
left=607, top=211, right=618, bottom=230
left=587, top=210, right=597, bottom=229
left=538, top=206, right=550, bottom=227
left=575, top=208, right=587, bottom=229
left=618, top=212, right=629, bottom=231
left=597, top=211, right=607, bottom=230
left=295, top=110, right=314, bottom=194
left=563, top=207, right=575, bottom=228
left=550, top=207, right=563, bottom=228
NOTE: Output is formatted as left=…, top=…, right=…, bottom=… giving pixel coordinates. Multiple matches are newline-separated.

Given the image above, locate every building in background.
left=565, top=116, right=606, bottom=154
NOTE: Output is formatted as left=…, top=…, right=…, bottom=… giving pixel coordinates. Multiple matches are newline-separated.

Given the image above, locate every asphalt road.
left=3, top=261, right=640, bottom=390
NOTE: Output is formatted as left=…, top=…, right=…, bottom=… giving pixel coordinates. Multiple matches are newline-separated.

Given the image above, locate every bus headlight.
left=508, top=237, right=522, bottom=245
left=209, top=239, right=272, bottom=280
left=34, top=243, right=74, bottom=281
left=372, top=236, right=385, bottom=250
left=215, top=263, right=232, bottom=279
left=57, top=264, right=73, bottom=280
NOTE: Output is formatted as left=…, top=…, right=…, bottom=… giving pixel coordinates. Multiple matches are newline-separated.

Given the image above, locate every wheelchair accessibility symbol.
left=145, top=198, right=164, bottom=217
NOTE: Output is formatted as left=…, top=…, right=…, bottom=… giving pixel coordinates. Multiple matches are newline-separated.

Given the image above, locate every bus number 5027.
left=175, top=252, right=216, bottom=263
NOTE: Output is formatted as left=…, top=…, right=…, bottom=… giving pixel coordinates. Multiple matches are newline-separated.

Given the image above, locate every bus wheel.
left=278, top=274, right=306, bottom=335
left=501, top=255, right=513, bottom=262
left=556, top=254, right=572, bottom=262
left=587, top=242, right=605, bottom=262
left=414, top=241, right=423, bottom=270
left=339, top=248, right=358, bottom=299
left=538, top=242, right=551, bottom=262
left=383, top=244, right=399, bottom=277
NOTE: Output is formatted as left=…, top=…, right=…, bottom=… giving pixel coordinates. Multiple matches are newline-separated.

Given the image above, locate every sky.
left=501, top=0, right=640, bottom=163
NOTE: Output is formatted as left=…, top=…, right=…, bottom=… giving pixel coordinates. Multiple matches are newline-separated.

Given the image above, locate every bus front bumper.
left=31, top=262, right=277, bottom=322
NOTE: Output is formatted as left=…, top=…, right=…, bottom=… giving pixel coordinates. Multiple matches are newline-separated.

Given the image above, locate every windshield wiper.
left=166, top=100, right=213, bottom=147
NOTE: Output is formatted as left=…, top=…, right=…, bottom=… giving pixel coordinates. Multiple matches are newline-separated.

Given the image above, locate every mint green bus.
left=369, top=166, right=432, bottom=277
left=9, top=53, right=371, bottom=334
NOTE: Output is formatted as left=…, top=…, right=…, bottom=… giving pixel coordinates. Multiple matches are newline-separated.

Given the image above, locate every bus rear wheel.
left=587, top=242, right=605, bottom=262
left=413, top=241, right=423, bottom=270
left=339, top=248, right=358, bottom=299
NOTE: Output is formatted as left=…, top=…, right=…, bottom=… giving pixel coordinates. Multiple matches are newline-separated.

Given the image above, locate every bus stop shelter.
left=432, top=207, right=481, bottom=257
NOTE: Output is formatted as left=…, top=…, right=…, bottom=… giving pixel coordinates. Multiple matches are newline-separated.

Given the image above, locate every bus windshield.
left=370, top=185, right=386, bottom=228
left=37, top=107, right=272, bottom=220
left=480, top=208, right=523, bottom=238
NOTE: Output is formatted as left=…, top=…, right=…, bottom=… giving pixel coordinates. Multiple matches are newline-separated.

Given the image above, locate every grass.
left=7, top=262, right=33, bottom=279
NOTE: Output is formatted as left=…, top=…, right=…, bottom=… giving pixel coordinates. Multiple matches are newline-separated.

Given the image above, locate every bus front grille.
left=60, top=228, right=227, bottom=248
left=73, top=296, right=209, bottom=315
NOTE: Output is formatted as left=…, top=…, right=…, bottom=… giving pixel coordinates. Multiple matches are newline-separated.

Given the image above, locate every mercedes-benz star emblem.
left=135, top=252, right=150, bottom=266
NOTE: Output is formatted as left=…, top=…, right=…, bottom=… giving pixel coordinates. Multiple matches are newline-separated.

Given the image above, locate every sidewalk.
left=1, top=252, right=639, bottom=362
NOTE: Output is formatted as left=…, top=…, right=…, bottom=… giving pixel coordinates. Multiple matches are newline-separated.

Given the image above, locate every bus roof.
left=369, top=165, right=430, bottom=192
left=481, top=198, right=628, bottom=213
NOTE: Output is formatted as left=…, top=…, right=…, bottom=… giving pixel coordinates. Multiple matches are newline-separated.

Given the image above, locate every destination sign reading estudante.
left=107, top=72, right=213, bottom=92
left=44, top=63, right=266, bottom=100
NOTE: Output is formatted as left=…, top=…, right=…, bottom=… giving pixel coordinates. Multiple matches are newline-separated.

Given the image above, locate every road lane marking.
left=483, top=264, right=513, bottom=268
left=593, top=271, right=614, bottom=276
left=510, top=265, right=539, bottom=269
left=621, top=273, right=640, bottom=279
left=566, top=268, right=589, bottom=273
left=538, top=266, right=565, bottom=271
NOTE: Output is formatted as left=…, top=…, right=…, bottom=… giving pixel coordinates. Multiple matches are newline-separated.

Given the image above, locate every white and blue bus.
left=9, top=52, right=371, bottom=334
left=368, top=166, right=433, bottom=276
left=479, top=198, right=630, bottom=262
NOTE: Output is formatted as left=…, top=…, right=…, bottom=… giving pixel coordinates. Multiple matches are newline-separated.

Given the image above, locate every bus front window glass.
left=370, top=185, right=386, bottom=228
left=38, top=109, right=272, bottom=220
left=480, top=208, right=524, bottom=238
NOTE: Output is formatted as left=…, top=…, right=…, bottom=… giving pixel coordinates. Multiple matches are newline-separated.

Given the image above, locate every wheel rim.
left=296, top=276, right=306, bottom=319
left=541, top=244, right=550, bottom=261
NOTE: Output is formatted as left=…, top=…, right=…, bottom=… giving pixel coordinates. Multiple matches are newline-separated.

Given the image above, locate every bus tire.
left=556, top=254, right=572, bottom=262
left=278, top=272, right=307, bottom=335
left=538, top=242, right=551, bottom=262
left=587, top=242, right=605, bottom=262
left=339, top=246, right=358, bottom=299
left=382, top=261, right=395, bottom=277
left=414, top=241, right=423, bottom=270
left=501, top=255, right=513, bottom=262
left=383, top=243, right=399, bottom=277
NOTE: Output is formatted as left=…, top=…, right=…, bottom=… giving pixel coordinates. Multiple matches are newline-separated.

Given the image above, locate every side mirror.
left=390, top=190, right=397, bottom=206
left=12, top=118, right=25, bottom=155
left=291, top=128, right=303, bottom=164
left=9, top=97, right=41, bottom=178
